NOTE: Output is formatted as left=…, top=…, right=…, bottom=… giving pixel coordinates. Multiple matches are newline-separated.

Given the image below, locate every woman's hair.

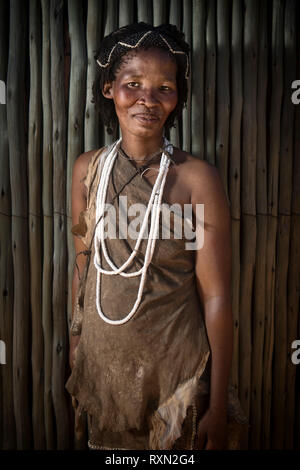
left=92, top=22, right=190, bottom=134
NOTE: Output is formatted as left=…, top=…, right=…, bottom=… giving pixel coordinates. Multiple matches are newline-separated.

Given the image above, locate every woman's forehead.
left=117, top=48, right=177, bottom=76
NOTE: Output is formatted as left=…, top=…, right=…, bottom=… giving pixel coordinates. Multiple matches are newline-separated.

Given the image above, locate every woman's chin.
left=124, top=122, right=165, bottom=139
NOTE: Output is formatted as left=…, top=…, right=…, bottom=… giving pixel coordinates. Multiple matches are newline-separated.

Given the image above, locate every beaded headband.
left=96, top=30, right=190, bottom=80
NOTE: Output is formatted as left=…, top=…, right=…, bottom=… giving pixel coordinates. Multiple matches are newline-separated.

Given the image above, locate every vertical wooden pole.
left=182, top=0, right=192, bottom=153
left=119, top=0, right=134, bottom=27
left=153, top=0, right=166, bottom=26
left=67, top=1, right=88, bottom=449
left=229, top=0, right=243, bottom=408
left=215, top=0, right=230, bottom=198
left=67, top=0, right=87, bottom=330
left=205, top=0, right=216, bottom=164
left=50, top=0, right=70, bottom=449
left=85, top=0, right=103, bottom=151
left=285, top=175, right=300, bottom=443
left=262, top=0, right=284, bottom=450
left=0, top=0, right=15, bottom=450
left=239, top=0, right=258, bottom=448
left=191, top=0, right=205, bottom=159
left=7, top=0, right=31, bottom=449
left=41, top=0, right=55, bottom=450
left=272, top=0, right=296, bottom=450
left=28, top=0, right=45, bottom=449
left=137, top=0, right=153, bottom=23
left=250, top=0, right=268, bottom=450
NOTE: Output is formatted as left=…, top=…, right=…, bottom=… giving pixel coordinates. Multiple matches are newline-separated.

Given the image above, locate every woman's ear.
left=102, top=82, right=113, bottom=99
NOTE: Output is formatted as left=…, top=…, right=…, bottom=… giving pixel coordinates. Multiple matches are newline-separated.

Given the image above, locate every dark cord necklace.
left=118, top=146, right=163, bottom=165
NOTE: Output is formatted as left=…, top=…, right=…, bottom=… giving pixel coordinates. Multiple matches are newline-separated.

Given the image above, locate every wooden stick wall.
left=0, top=0, right=299, bottom=450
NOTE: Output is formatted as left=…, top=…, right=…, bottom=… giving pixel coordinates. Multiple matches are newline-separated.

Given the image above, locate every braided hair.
left=91, top=22, right=190, bottom=135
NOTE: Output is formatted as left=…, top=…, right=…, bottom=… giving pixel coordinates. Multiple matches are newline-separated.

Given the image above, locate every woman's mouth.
left=133, top=113, right=160, bottom=125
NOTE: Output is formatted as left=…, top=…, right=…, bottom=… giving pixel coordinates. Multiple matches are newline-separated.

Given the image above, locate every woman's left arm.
left=190, top=160, right=233, bottom=449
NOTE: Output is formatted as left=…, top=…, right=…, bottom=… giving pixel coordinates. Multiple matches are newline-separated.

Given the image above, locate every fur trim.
left=149, top=350, right=210, bottom=450
left=149, top=375, right=199, bottom=450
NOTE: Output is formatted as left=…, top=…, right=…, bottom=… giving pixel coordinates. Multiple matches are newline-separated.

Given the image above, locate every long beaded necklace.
left=93, top=137, right=173, bottom=325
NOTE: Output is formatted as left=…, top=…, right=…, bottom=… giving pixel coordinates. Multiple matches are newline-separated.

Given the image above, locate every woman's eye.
left=160, top=85, right=171, bottom=91
left=127, top=82, right=139, bottom=88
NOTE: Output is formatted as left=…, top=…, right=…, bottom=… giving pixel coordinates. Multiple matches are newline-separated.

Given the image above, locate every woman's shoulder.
left=174, top=148, right=218, bottom=174
left=174, top=149, right=230, bottom=229
left=73, top=146, right=105, bottom=178
left=172, top=148, right=223, bottom=202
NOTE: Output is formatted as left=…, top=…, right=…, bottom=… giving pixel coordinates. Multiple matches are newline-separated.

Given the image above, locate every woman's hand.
left=69, top=334, right=81, bottom=371
left=195, top=407, right=227, bottom=450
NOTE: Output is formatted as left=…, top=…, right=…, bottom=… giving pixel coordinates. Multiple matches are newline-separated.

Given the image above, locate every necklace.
left=118, top=146, right=163, bottom=164
left=93, top=137, right=173, bottom=325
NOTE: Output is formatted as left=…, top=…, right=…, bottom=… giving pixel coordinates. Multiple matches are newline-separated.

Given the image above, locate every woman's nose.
left=137, top=88, right=159, bottom=106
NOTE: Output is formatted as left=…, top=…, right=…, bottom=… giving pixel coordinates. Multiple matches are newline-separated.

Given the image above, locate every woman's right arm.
left=69, top=150, right=96, bottom=371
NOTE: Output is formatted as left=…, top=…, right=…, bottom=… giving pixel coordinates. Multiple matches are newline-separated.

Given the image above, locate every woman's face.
left=103, top=47, right=178, bottom=139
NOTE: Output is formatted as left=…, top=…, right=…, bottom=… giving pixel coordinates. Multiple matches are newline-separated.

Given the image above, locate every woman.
left=65, top=22, right=247, bottom=450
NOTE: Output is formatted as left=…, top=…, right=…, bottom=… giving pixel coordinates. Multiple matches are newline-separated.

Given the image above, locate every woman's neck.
left=120, top=132, right=164, bottom=162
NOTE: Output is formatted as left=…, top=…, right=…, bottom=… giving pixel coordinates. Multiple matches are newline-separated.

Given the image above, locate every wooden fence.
left=0, top=0, right=299, bottom=450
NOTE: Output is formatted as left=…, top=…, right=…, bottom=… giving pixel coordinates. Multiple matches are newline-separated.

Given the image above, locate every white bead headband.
left=96, top=30, right=190, bottom=80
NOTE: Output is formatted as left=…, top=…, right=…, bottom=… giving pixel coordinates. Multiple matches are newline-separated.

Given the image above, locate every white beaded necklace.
left=93, top=137, right=173, bottom=325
